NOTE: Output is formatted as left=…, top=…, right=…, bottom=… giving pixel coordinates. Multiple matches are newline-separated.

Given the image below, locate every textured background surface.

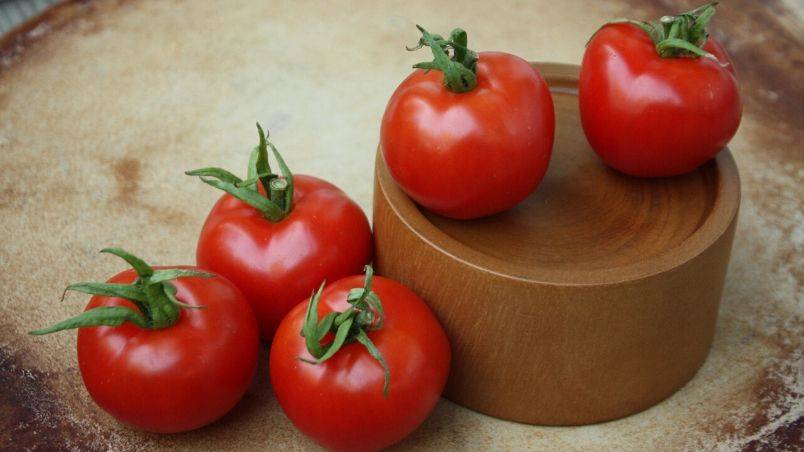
left=0, top=0, right=801, bottom=450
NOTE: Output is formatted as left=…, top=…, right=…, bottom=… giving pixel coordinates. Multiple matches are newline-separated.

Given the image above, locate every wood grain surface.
left=0, top=0, right=801, bottom=450
left=373, top=63, right=740, bottom=425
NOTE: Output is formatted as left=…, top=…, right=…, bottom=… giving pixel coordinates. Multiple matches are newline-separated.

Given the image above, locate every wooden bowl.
left=373, top=63, right=740, bottom=426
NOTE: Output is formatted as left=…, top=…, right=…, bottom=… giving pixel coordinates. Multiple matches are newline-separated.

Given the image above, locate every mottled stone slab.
left=0, top=0, right=801, bottom=449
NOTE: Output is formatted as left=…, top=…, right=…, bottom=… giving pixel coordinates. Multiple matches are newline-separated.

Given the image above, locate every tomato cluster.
left=30, top=125, right=449, bottom=448
left=31, top=2, right=739, bottom=450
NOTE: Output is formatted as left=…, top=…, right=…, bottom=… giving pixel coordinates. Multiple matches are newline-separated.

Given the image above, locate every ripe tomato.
left=270, top=269, right=450, bottom=451
left=189, top=125, right=373, bottom=340
left=381, top=26, right=554, bottom=219
left=31, top=249, right=259, bottom=433
left=196, top=174, right=373, bottom=340
left=579, top=5, right=741, bottom=177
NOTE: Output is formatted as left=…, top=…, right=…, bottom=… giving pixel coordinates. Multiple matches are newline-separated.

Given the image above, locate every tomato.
left=189, top=125, right=373, bottom=340
left=381, top=26, right=554, bottom=219
left=196, top=174, right=372, bottom=340
left=270, top=268, right=450, bottom=451
left=579, top=4, right=741, bottom=177
left=30, top=249, right=259, bottom=433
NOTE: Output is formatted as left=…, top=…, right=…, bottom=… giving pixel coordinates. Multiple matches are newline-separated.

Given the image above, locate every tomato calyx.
left=29, top=248, right=214, bottom=335
left=299, top=265, right=391, bottom=396
left=599, top=1, right=726, bottom=64
left=186, top=123, right=294, bottom=222
left=408, top=25, right=478, bottom=93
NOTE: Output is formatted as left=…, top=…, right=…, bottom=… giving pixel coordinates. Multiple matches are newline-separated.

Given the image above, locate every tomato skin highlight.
left=76, top=267, right=259, bottom=434
left=381, top=51, right=555, bottom=219
left=196, top=174, right=373, bottom=341
left=579, top=23, right=742, bottom=177
left=270, top=275, right=451, bottom=451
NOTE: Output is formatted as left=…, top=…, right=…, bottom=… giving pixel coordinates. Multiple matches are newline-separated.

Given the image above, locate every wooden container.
left=373, top=63, right=740, bottom=426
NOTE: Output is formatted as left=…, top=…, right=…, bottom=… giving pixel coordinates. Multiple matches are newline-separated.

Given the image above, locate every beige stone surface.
left=0, top=0, right=801, bottom=450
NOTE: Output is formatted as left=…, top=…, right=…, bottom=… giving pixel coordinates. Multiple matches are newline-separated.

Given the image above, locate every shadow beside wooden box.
left=373, top=63, right=740, bottom=426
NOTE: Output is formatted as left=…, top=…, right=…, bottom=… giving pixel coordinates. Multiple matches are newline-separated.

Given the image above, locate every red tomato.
left=270, top=274, right=451, bottom=451
left=197, top=174, right=373, bottom=340
left=580, top=23, right=741, bottom=177
left=77, top=267, right=259, bottom=433
left=381, top=51, right=554, bottom=219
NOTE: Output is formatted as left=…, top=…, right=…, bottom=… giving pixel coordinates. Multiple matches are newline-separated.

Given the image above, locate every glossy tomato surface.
left=197, top=174, right=373, bottom=340
left=270, top=275, right=451, bottom=451
left=77, top=267, right=259, bottom=433
left=381, top=51, right=554, bottom=219
left=579, top=23, right=741, bottom=177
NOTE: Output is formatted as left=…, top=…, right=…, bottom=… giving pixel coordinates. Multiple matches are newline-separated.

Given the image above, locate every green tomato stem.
left=185, top=123, right=295, bottom=222
left=29, top=249, right=214, bottom=335
left=593, top=1, right=725, bottom=64
left=269, top=178, right=288, bottom=211
left=298, top=266, right=391, bottom=397
left=409, top=25, right=478, bottom=93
